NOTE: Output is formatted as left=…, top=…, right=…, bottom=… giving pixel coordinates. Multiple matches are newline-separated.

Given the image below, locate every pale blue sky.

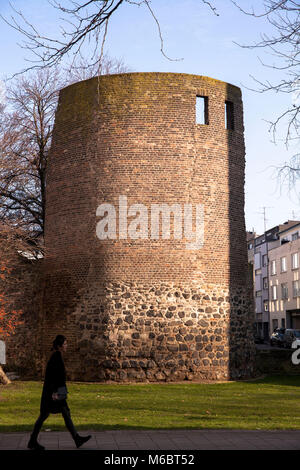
left=0, top=0, right=299, bottom=235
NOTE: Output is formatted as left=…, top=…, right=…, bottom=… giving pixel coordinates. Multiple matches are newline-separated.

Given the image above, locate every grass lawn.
left=1, top=375, right=300, bottom=432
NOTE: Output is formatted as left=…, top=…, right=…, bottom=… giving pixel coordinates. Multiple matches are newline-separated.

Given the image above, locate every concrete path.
left=1, top=429, right=300, bottom=450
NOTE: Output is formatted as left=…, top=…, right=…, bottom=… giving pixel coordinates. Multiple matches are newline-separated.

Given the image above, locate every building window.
left=263, top=277, right=268, bottom=289
left=254, top=252, right=261, bottom=270
left=271, top=285, right=278, bottom=300
left=281, top=283, right=288, bottom=300
left=225, top=100, right=234, bottom=130
left=280, top=257, right=287, bottom=273
left=263, top=300, right=269, bottom=312
left=262, top=254, right=268, bottom=267
left=271, top=260, right=276, bottom=275
left=282, top=318, right=286, bottom=329
left=196, top=96, right=209, bottom=125
left=293, top=280, right=300, bottom=297
left=292, top=232, right=299, bottom=241
left=292, top=253, right=299, bottom=270
left=256, top=290, right=262, bottom=297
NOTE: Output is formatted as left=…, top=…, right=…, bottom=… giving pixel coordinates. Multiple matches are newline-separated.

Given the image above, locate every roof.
left=278, top=220, right=300, bottom=235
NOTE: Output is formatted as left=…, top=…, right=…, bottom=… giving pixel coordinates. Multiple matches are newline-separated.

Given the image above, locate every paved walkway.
left=1, top=429, right=300, bottom=450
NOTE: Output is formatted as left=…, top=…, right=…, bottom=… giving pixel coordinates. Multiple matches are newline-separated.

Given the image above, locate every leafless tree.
left=65, top=52, right=129, bottom=82
left=1, top=0, right=218, bottom=75
left=232, top=1, right=300, bottom=191
left=0, top=68, right=62, bottom=238
left=0, top=55, right=130, bottom=242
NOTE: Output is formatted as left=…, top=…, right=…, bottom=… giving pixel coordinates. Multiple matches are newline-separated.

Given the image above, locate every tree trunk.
left=0, top=365, right=11, bottom=385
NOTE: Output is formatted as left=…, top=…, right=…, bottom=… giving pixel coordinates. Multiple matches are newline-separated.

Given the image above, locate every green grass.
left=1, top=375, right=300, bottom=432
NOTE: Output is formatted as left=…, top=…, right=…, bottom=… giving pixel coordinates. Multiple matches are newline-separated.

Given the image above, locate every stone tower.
left=43, top=72, right=255, bottom=381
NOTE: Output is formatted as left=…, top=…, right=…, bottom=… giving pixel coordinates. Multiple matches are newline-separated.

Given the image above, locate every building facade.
left=251, top=227, right=280, bottom=340
left=268, top=222, right=300, bottom=331
left=248, top=220, right=300, bottom=340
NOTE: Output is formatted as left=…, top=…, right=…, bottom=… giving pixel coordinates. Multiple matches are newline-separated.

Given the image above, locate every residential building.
left=248, top=220, right=300, bottom=340
left=252, top=226, right=280, bottom=340
left=268, top=221, right=300, bottom=330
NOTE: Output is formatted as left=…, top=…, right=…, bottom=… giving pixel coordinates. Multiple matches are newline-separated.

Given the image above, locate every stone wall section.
left=69, top=281, right=254, bottom=382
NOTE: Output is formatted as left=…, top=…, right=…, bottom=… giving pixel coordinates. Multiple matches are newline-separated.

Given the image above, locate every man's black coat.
left=40, top=350, right=68, bottom=414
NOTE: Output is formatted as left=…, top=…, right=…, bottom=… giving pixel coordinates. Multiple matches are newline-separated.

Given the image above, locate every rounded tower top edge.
left=61, top=71, right=242, bottom=95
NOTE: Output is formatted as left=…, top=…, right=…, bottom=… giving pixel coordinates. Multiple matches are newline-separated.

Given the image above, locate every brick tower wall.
left=43, top=72, right=255, bottom=381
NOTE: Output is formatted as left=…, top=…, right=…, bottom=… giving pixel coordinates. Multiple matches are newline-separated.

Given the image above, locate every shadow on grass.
left=242, top=375, right=300, bottom=387
left=2, top=374, right=300, bottom=388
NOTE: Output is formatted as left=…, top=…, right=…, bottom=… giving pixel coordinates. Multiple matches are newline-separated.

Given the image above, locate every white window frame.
left=280, top=256, right=287, bottom=273
left=271, top=260, right=276, bottom=276
left=292, top=253, right=299, bottom=270
left=271, top=285, right=278, bottom=300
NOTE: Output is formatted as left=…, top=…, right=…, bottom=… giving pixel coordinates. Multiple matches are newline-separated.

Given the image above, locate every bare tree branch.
left=233, top=1, right=300, bottom=189
left=1, top=0, right=218, bottom=75
left=0, top=55, right=131, bottom=239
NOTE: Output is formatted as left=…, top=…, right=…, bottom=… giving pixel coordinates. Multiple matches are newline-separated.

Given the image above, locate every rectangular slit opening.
left=196, top=96, right=208, bottom=125
left=225, top=100, right=234, bottom=130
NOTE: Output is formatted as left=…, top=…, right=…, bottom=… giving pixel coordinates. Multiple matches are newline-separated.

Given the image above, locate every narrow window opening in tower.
left=196, top=96, right=209, bottom=125
left=225, top=100, right=234, bottom=130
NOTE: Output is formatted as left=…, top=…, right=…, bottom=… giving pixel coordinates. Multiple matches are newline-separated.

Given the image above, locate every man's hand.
left=52, top=392, right=59, bottom=400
